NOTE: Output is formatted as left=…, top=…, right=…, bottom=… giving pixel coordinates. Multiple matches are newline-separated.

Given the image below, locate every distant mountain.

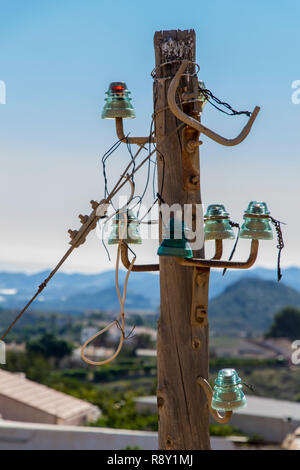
left=0, top=270, right=160, bottom=312
left=64, top=286, right=157, bottom=312
left=0, top=266, right=300, bottom=313
left=208, top=266, right=300, bottom=298
left=209, top=278, right=300, bottom=335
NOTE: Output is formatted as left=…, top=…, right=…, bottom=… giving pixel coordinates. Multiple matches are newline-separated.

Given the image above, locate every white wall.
left=135, top=396, right=300, bottom=444
left=229, top=414, right=300, bottom=444
left=0, top=395, right=57, bottom=424
left=0, top=420, right=234, bottom=450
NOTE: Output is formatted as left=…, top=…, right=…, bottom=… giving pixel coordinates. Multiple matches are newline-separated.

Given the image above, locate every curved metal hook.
left=120, top=239, right=223, bottom=272
left=197, top=377, right=232, bottom=424
left=115, top=118, right=155, bottom=145
left=177, top=239, right=258, bottom=269
left=121, top=242, right=159, bottom=272
left=167, top=60, right=260, bottom=147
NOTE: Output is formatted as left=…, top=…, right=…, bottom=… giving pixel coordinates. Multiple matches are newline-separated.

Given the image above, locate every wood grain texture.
left=154, top=29, right=210, bottom=450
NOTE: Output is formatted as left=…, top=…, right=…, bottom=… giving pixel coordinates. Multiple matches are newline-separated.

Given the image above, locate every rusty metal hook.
left=197, top=377, right=232, bottom=424
left=167, top=60, right=260, bottom=147
left=120, top=239, right=223, bottom=272
left=177, top=239, right=259, bottom=270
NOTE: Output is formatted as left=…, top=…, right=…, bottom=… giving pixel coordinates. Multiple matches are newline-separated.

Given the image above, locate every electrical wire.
left=1, top=72, right=196, bottom=340
left=199, top=84, right=252, bottom=117
left=102, top=139, right=123, bottom=208
left=81, top=219, right=136, bottom=366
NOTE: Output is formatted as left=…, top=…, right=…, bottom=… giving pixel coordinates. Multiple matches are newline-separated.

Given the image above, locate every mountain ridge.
left=0, top=267, right=300, bottom=313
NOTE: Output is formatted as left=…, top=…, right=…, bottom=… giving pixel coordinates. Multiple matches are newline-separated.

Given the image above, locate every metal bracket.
left=120, top=240, right=223, bottom=273
left=121, top=243, right=159, bottom=272
left=191, top=267, right=210, bottom=327
left=168, top=60, right=260, bottom=147
left=177, top=239, right=259, bottom=270
left=68, top=199, right=104, bottom=248
left=197, top=377, right=232, bottom=424
left=115, top=117, right=155, bottom=145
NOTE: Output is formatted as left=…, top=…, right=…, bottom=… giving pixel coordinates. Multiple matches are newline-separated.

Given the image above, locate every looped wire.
left=151, top=59, right=200, bottom=80
left=81, top=205, right=136, bottom=366
left=270, top=216, right=285, bottom=282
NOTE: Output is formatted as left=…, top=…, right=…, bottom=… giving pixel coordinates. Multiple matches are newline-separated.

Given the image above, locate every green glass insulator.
left=204, top=204, right=235, bottom=241
left=101, top=82, right=135, bottom=119
left=157, top=218, right=193, bottom=258
left=108, top=209, right=142, bottom=245
left=211, top=368, right=247, bottom=412
left=240, top=201, right=273, bottom=240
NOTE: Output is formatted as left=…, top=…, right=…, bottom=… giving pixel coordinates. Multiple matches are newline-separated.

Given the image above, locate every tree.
left=26, top=333, right=73, bottom=365
left=133, top=334, right=155, bottom=350
left=265, top=307, right=300, bottom=340
left=2, top=350, right=51, bottom=383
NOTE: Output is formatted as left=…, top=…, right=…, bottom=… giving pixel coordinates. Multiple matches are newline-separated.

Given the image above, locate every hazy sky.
left=0, top=0, right=299, bottom=274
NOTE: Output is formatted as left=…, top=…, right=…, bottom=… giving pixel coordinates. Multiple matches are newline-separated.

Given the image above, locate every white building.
left=0, top=369, right=100, bottom=425
left=135, top=395, right=300, bottom=443
left=0, top=420, right=234, bottom=450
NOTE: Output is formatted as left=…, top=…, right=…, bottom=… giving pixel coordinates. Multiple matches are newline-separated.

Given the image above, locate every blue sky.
left=0, top=0, right=299, bottom=273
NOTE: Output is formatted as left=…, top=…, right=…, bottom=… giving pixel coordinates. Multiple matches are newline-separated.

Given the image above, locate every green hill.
left=209, top=278, right=300, bottom=336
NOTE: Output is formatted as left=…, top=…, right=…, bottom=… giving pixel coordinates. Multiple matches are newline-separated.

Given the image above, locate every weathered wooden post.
left=154, top=29, right=211, bottom=450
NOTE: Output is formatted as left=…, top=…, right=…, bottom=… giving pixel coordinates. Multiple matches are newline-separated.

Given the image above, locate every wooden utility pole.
left=154, top=30, right=211, bottom=450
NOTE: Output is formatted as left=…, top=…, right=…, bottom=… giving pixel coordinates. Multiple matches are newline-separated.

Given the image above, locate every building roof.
left=0, top=369, right=98, bottom=420
left=136, top=395, right=300, bottom=422
left=235, top=395, right=300, bottom=421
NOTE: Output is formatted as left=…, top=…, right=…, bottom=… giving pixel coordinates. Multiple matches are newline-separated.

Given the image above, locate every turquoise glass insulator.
left=240, top=201, right=273, bottom=240
left=101, top=82, right=135, bottom=119
left=157, top=218, right=193, bottom=258
left=108, top=209, right=142, bottom=245
left=204, top=204, right=235, bottom=241
left=211, top=368, right=247, bottom=412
